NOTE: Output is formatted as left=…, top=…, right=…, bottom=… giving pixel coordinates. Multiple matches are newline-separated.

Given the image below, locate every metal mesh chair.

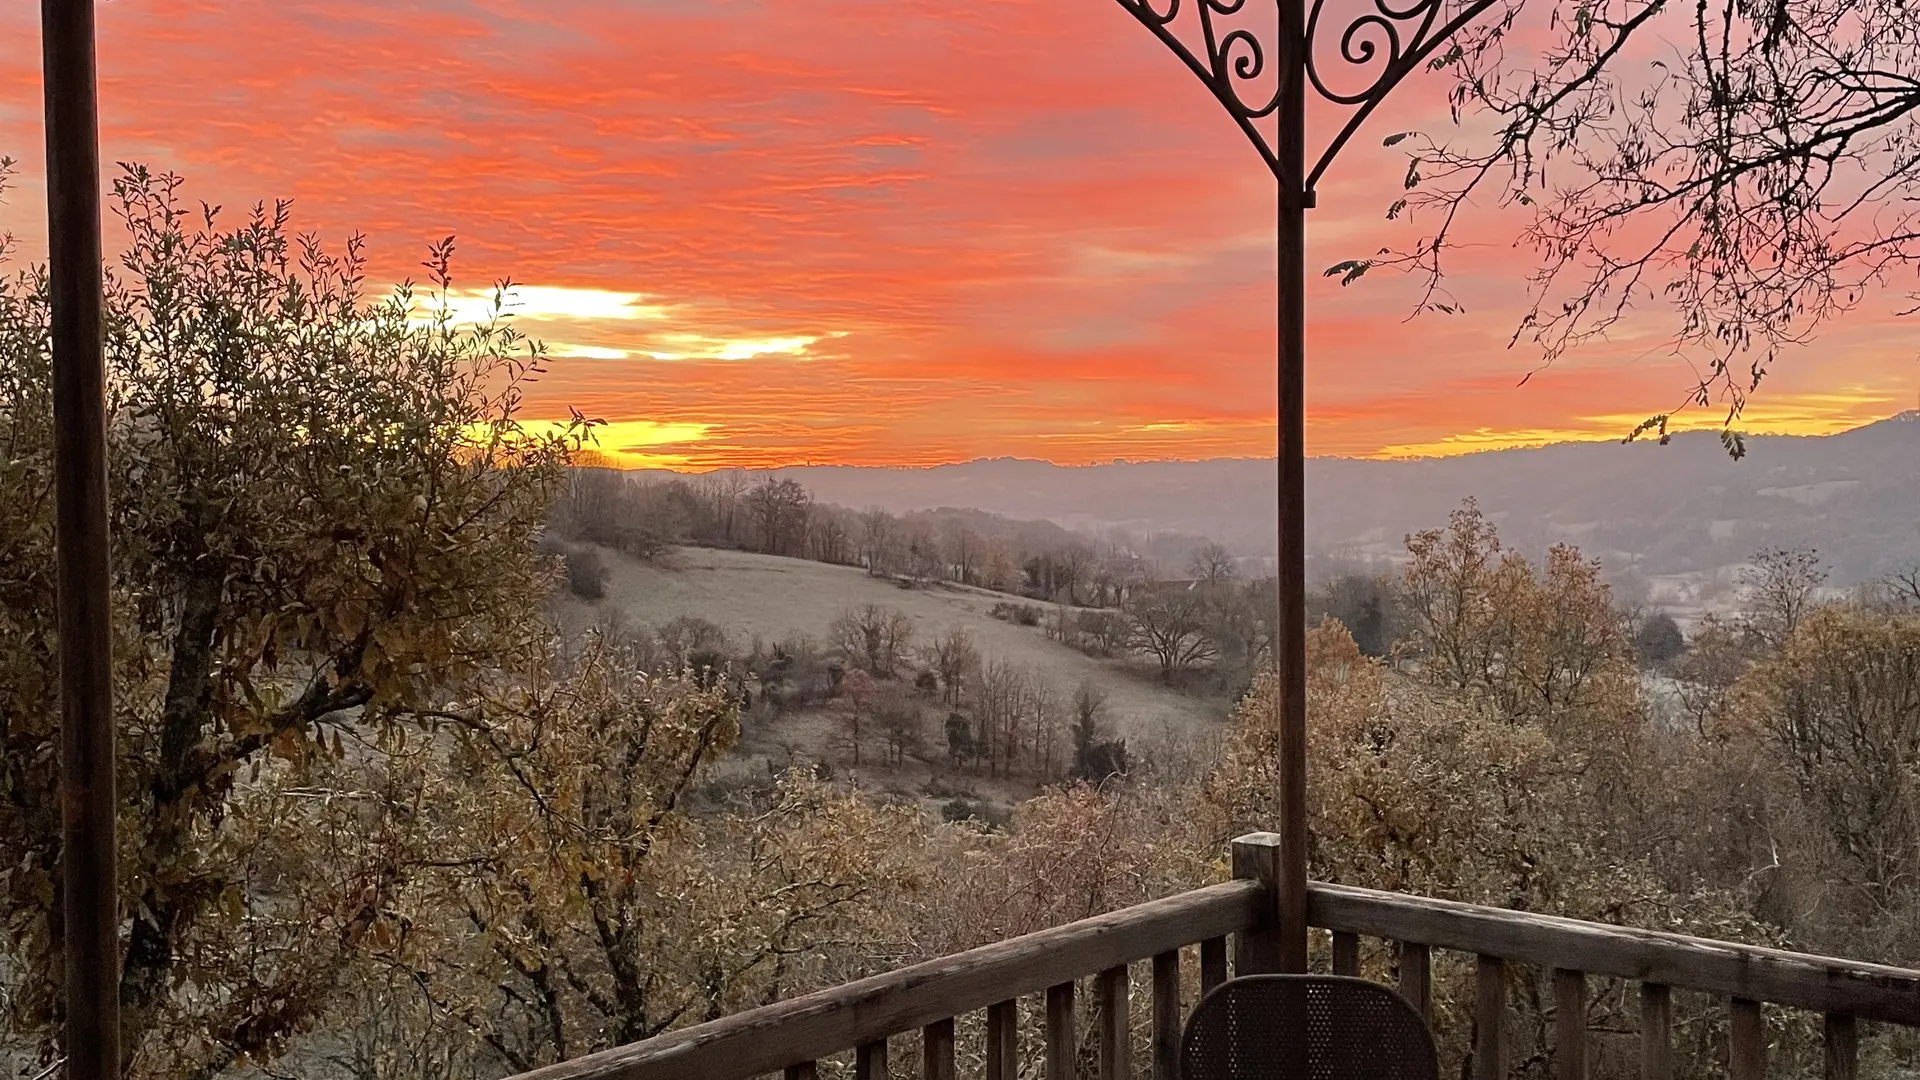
left=1181, top=975, right=1439, bottom=1080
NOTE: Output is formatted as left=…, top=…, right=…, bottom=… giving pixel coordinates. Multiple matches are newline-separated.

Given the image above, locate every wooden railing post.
left=857, top=1039, right=889, bottom=1080
left=1474, top=955, right=1506, bottom=1080
left=1730, top=999, right=1765, bottom=1080
left=1152, top=952, right=1181, bottom=1080
left=1398, top=942, right=1432, bottom=1022
left=1231, top=833, right=1284, bottom=974
left=987, top=1000, right=1018, bottom=1080
left=1554, top=969, right=1585, bottom=1080
left=1640, top=984, right=1671, bottom=1080
left=1047, top=982, right=1076, bottom=1080
left=1200, top=937, right=1228, bottom=994
left=1823, top=1014, right=1857, bottom=1080
left=1332, top=931, right=1360, bottom=977
left=923, top=1018, right=955, bottom=1080
left=1099, top=966, right=1130, bottom=1080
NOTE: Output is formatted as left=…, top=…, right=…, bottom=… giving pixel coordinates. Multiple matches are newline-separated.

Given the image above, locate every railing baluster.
left=857, top=1039, right=889, bottom=1080
left=1099, top=965, right=1130, bottom=1080
left=1823, top=1013, right=1857, bottom=1080
left=1554, top=969, right=1585, bottom=1080
left=1475, top=955, right=1505, bottom=1080
left=784, top=1064, right=817, bottom=1080
left=987, top=1000, right=1018, bottom=1080
left=1640, top=983, right=1671, bottom=1080
left=1730, top=998, right=1765, bottom=1080
left=1200, top=936, right=1228, bottom=994
left=923, top=1018, right=954, bottom=1080
left=1332, top=931, right=1360, bottom=977
left=1398, top=942, right=1431, bottom=1022
left=1047, top=982, right=1076, bottom=1080
left=1152, top=951, right=1180, bottom=1080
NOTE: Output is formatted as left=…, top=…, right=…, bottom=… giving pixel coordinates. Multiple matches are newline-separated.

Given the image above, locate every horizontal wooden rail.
left=1309, top=881, right=1920, bottom=1025
left=511, top=879, right=1264, bottom=1080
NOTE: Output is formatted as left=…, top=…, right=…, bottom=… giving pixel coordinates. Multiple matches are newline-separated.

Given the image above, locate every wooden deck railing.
left=512, top=833, right=1920, bottom=1080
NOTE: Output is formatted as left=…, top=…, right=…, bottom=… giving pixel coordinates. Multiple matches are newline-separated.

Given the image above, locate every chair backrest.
left=1180, top=974, right=1439, bottom=1080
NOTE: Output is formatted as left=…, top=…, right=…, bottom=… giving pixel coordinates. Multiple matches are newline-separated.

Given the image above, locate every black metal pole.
left=41, top=0, right=121, bottom=1074
left=1275, top=0, right=1310, bottom=976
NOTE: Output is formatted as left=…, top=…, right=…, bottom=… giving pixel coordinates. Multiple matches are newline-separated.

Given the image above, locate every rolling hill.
left=648, top=412, right=1920, bottom=587
left=564, top=545, right=1228, bottom=749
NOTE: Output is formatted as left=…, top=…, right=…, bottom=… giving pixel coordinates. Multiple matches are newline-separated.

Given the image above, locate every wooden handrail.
left=501, top=843, right=1920, bottom=1080
left=509, top=879, right=1265, bottom=1080
left=1308, top=881, right=1920, bottom=1025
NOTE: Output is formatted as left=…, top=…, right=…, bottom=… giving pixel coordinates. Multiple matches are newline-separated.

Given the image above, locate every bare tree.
left=1743, top=547, right=1828, bottom=648
left=1883, top=565, right=1920, bottom=612
left=983, top=540, right=1019, bottom=593
left=747, top=476, right=810, bottom=557
left=698, top=470, right=750, bottom=545
left=858, top=508, right=898, bottom=578
left=830, top=603, right=915, bottom=679
left=873, top=684, right=924, bottom=768
left=832, top=669, right=878, bottom=768
left=1188, top=542, right=1237, bottom=587
left=1099, top=553, right=1152, bottom=608
left=903, top=521, right=945, bottom=582
left=1340, top=0, right=1920, bottom=447
left=808, top=509, right=853, bottom=566
left=946, top=524, right=982, bottom=586
left=970, top=659, right=1029, bottom=777
left=1058, top=544, right=1097, bottom=606
left=1030, top=680, right=1064, bottom=781
left=1674, top=614, right=1756, bottom=737
left=922, top=627, right=981, bottom=706
left=1125, top=587, right=1218, bottom=680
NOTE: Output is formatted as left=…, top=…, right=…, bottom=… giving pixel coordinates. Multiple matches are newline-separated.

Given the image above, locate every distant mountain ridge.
left=648, top=413, right=1920, bottom=585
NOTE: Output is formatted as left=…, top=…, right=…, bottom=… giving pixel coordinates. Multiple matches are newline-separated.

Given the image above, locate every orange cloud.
left=2, top=0, right=1916, bottom=467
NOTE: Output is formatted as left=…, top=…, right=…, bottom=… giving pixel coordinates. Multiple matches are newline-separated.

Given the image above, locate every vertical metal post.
left=1274, top=0, right=1310, bottom=976
left=41, top=0, right=121, bottom=1075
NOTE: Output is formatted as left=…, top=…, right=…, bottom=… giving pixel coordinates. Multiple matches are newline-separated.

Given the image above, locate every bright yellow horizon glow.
left=1370, top=392, right=1908, bottom=460
left=504, top=399, right=1911, bottom=472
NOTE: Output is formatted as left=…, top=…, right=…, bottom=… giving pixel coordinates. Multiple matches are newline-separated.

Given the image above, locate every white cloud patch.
left=647, top=333, right=819, bottom=362
left=547, top=343, right=630, bottom=360
left=400, top=284, right=827, bottom=365
left=409, top=285, right=673, bottom=326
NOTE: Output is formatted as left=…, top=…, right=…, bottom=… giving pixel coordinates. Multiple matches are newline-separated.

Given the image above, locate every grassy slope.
left=570, top=545, right=1227, bottom=758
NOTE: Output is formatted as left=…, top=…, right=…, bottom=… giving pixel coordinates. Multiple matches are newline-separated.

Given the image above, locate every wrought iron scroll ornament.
left=1113, top=0, right=1496, bottom=200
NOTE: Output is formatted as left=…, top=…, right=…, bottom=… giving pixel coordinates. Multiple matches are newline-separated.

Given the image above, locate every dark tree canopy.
left=1634, top=610, right=1687, bottom=665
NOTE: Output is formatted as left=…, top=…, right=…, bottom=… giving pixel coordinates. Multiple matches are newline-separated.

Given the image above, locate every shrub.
left=990, top=601, right=1044, bottom=627
left=565, top=546, right=609, bottom=600
left=1071, top=739, right=1131, bottom=784
left=940, top=796, right=1012, bottom=830
left=913, top=669, right=940, bottom=698
left=1074, top=610, right=1131, bottom=657
left=686, top=647, right=729, bottom=689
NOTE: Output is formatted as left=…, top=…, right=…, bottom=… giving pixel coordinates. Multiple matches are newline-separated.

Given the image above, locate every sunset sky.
left=2, top=0, right=1915, bottom=468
